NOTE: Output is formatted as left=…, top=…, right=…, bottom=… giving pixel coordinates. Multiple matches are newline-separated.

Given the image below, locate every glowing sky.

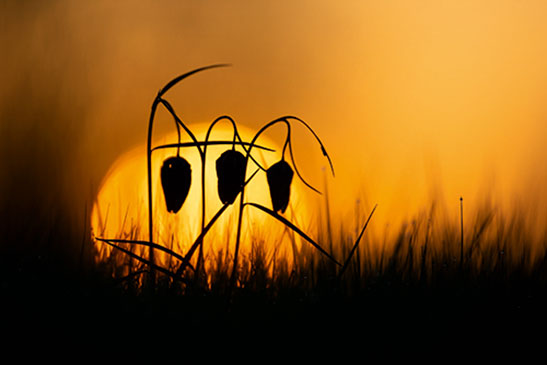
left=3, top=0, right=547, bottom=238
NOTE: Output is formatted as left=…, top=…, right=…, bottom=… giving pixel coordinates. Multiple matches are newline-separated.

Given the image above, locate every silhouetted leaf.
left=95, top=237, right=194, bottom=272
left=151, top=140, right=275, bottom=152
left=98, top=239, right=188, bottom=283
left=158, top=64, right=230, bottom=97
left=244, top=202, right=341, bottom=266
left=174, top=169, right=260, bottom=276
left=339, top=204, right=377, bottom=277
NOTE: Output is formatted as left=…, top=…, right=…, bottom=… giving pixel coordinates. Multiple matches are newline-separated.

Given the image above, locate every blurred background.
left=2, top=0, right=547, bottom=269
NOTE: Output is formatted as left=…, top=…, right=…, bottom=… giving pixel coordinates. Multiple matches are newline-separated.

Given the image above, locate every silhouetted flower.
left=161, top=156, right=191, bottom=213
left=216, top=150, right=247, bottom=204
left=266, top=160, right=293, bottom=213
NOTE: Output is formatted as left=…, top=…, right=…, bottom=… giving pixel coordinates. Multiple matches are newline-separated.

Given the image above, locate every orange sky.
left=3, top=1, right=547, bottom=237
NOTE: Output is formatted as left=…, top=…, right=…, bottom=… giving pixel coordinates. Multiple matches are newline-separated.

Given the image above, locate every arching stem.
left=228, top=118, right=291, bottom=294
left=283, top=115, right=335, bottom=176
left=145, top=64, right=229, bottom=289
left=146, top=97, right=159, bottom=289
left=228, top=116, right=335, bottom=294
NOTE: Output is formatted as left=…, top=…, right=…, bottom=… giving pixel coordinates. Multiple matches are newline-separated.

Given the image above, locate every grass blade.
left=244, top=202, right=341, bottom=266
left=175, top=202, right=230, bottom=276
left=99, top=239, right=187, bottom=284
left=175, top=169, right=261, bottom=276
left=151, top=140, right=275, bottom=152
left=339, top=204, right=377, bottom=277
left=95, top=237, right=195, bottom=272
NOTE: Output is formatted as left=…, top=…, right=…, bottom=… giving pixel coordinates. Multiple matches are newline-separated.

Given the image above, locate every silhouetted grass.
left=83, top=198, right=547, bottom=341
left=3, top=199, right=547, bottom=354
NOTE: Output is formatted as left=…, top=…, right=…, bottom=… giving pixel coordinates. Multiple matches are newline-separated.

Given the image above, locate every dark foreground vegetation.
left=3, top=203, right=547, bottom=355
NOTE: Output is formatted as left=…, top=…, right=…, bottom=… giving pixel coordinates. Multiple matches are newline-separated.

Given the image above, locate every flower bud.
left=266, top=160, right=293, bottom=213
left=160, top=156, right=191, bottom=213
left=216, top=150, right=247, bottom=204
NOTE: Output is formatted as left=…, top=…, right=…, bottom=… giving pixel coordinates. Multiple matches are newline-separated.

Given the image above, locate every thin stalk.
left=151, top=140, right=274, bottom=152
left=196, top=148, right=206, bottom=276
left=339, top=204, right=377, bottom=277
left=228, top=115, right=335, bottom=291
left=229, top=119, right=291, bottom=293
left=175, top=169, right=260, bottom=277
left=195, top=116, right=272, bottom=278
left=283, top=115, right=335, bottom=176
left=205, top=115, right=271, bottom=172
left=145, top=64, right=229, bottom=288
left=177, top=203, right=230, bottom=276
left=198, top=117, right=237, bottom=280
left=323, top=167, right=333, bottom=245
left=229, top=185, right=246, bottom=292
left=157, top=98, right=202, bottom=154
left=146, top=97, right=159, bottom=288
left=460, top=196, right=464, bottom=271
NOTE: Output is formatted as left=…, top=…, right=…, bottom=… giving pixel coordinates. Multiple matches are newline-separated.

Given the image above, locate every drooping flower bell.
left=266, top=160, right=294, bottom=213
left=160, top=156, right=191, bottom=213
left=216, top=149, right=247, bottom=204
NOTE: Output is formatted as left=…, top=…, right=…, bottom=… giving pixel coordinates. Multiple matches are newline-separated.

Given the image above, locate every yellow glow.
left=6, top=1, right=546, bottom=263
left=91, top=123, right=315, bottom=270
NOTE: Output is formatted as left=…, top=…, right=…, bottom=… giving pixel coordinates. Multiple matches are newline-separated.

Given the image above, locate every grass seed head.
left=266, top=160, right=294, bottom=213
left=160, top=156, right=192, bottom=213
left=216, top=150, right=247, bottom=204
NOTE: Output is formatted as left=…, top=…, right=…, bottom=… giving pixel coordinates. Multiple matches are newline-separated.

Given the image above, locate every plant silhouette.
left=94, top=64, right=376, bottom=291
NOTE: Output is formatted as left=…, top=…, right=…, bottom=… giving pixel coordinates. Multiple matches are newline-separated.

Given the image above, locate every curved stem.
left=287, top=136, right=320, bottom=194
left=157, top=97, right=208, bottom=274
left=200, top=117, right=236, bottom=274
left=281, top=128, right=290, bottom=160
left=229, top=118, right=291, bottom=292
left=248, top=116, right=325, bottom=193
left=175, top=115, right=182, bottom=157
left=206, top=115, right=270, bottom=172
left=146, top=65, right=228, bottom=288
left=157, top=98, right=203, bottom=155
left=158, top=64, right=230, bottom=98
left=283, top=115, right=335, bottom=177
left=228, top=115, right=334, bottom=290
left=150, top=140, right=275, bottom=152
left=146, top=97, right=159, bottom=288
left=244, top=117, right=291, bottom=163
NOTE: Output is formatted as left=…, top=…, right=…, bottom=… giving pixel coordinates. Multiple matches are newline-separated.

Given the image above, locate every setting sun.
left=92, top=121, right=319, bottom=273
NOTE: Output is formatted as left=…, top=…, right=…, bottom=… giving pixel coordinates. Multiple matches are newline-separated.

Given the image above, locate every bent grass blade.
left=244, top=202, right=341, bottom=266
left=98, top=238, right=189, bottom=284
left=338, top=204, right=378, bottom=277
left=158, top=64, right=231, bottom=98
left=95, top=237, right=195, bottom=272
left=174, top=169, right=261, bottom=276
left=151, top=140, right=275, bottom=153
